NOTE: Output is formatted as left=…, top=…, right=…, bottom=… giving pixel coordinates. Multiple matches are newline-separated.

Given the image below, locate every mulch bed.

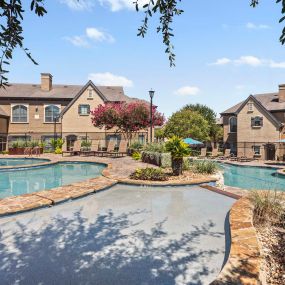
left=164, top=169, right=212, bottom=181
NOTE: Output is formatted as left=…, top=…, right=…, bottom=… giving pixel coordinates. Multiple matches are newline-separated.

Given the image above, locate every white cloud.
left=234, top=56, right=263, bottom=67
left=59, top=0, right=95, bottom=11
left=98, top=0, right=149, bottom=12
left=64, top=36, right=89, bottom=47
left=64, top=27, right=114, bottom=47
left=86, top=27, right=115, bottom=43
left=246, top=22, right=270, bottom=30
left=210, top=55, right=285, bottom=69
left=88, top=72, right=133, bottom=87
left=174, top=86, right=200, bottom=96
left=211, top=57, right=231, bottom=65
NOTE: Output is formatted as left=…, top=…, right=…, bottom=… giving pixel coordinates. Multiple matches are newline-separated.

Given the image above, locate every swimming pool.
left=220, top=163, right=285, bottom=191
left=0, top=162, right=105, bottom=198
left=0, top=158, right=49, bottom=167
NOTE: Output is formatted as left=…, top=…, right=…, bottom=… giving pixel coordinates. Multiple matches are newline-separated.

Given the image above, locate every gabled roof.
left=0, top=106, right=9, bottom=117
left=221, top=92, right=285, bottom=114
left=0, top=82, right=128, bottom=101
left=222, top=95, right=282, bottom=128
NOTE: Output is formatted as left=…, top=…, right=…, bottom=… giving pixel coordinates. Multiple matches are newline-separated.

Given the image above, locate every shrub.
left=132, top=151, right=141, bottom=160
left=130, top=141, right=143, bottom=151
left=249, top=191, right=285, bottom=226
left=81, top=139, right=92, bottom=148
left=1, top=150, right=8, bottom=155
left=143, top=142, right=167, bottom=153
left=54, top=146, right=63, bottom=155
left=130, top=167, right=168, bottom=181
left=192, top=160, right=218, bottom=174
left=11, top=141, right=19, bottom=148
left=141, top=151, right=171, bottom=168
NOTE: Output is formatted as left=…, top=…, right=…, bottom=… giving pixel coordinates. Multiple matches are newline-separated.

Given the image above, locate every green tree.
left=164, top=109, right=210, bottom=141
left=0, top=1, right=47, bottom=87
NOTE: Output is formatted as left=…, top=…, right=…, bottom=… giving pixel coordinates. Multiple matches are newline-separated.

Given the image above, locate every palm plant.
left=165, top=136, right=190, bottom=175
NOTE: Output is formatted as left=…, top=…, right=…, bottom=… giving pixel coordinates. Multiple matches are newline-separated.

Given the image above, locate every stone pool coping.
left=0, top=158, right=53, bottom=170
left=210, top=195, right=262, bottom=285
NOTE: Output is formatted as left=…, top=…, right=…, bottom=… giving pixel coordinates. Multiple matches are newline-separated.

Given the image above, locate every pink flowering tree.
left=91, top=102, right=165, bottom=143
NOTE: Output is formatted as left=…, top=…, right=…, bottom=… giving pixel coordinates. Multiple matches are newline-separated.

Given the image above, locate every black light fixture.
left=149, top=89, right=155, bottom=143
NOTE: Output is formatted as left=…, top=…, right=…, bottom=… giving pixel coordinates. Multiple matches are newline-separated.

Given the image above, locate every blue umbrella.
left=183, top=138, right=203, bottom=145
left=276, top=139, right=285, bottom=143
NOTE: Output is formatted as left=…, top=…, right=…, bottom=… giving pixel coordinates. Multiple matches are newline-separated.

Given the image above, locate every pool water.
left=0, top=162, right=105, bottom=198
left=220, top=163, right=285, bottom=191
left=0, top=158, right=49, bottom=167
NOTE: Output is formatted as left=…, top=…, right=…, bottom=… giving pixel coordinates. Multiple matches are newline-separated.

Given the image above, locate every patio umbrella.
left=183, top=138, right=203, bottom=146
left=276, top=139, right=285, bottom=143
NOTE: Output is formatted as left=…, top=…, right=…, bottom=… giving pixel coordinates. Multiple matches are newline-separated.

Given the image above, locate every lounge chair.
left=108, top=140, right=128, bottom=157
left=218, top=149, right=231, bottom=160
left=62, top=141, right=80, bottom=156
left=79, top=141, right=99, bottom=156
left=24, top=147, right=32, bottom=156
left=209, top=148, right=219, bottom=159
left=94, top=140, right=116, bottom=157
left=199, top=148, right=207, bottom=158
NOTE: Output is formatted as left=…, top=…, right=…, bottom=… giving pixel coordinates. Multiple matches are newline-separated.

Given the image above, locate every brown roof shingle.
left=221, top=92, right=285, bottom=114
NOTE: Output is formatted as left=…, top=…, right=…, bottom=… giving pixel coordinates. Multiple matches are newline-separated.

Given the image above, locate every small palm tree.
left=165, top=136, right=190, bottom=176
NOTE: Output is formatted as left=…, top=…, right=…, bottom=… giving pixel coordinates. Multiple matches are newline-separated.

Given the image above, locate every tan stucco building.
left=220, top=84, right=285, bottom=160
left=0, top=73, right=150, bottom=151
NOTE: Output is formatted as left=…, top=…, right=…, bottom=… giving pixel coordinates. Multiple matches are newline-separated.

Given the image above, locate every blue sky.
left=8, top=0, right=285, bottom=117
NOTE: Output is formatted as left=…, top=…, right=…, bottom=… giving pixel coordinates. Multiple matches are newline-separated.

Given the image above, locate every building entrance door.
left=265, top=144, right=276, bottom=160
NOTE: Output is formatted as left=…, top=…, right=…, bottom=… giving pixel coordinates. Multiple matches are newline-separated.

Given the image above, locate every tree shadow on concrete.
left=0, top=208, right=226, bottom=285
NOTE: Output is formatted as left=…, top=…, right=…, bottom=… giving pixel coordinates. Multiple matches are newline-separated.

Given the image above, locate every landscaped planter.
left=8, top=147, right=43, bottom=155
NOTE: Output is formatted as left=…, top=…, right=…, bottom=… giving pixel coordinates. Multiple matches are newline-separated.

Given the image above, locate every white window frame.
left=78, top=104, right=90, bottom=116
left=11, top=104, right=29, bottom=123
left=44, top=104, right=61, bottom=123
left=229, top=116, right=237, bottom=133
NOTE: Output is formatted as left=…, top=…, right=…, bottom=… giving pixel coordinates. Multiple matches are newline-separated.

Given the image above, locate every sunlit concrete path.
left=0, top=185, right=235, bottom=285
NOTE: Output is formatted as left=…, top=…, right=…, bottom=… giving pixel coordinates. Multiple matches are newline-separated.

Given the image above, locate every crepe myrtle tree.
left=91, top=101, right=165, bottom=144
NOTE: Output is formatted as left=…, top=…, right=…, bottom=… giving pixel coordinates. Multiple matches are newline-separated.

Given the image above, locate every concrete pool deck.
left=0, top=184, right=235, bottom=285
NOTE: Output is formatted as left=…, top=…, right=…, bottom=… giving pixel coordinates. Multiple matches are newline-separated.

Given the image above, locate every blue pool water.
left=0, top=158, right=49, bottom=167
left=220, top=163, right=285, bottom=191
left=0, top=162, right=105, bottom=198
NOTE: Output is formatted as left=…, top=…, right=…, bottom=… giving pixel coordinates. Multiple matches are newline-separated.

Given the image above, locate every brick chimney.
left=278, top=84, right=285, bottom=102
left=41, top=73, right=53, bottom=91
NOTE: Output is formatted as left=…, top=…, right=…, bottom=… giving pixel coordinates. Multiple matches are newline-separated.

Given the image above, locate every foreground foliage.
left=130, top=167, right=168, bottom=181
left=191, top=160, right=219, bottom=174
left=249, top=191, right=285, bottom=226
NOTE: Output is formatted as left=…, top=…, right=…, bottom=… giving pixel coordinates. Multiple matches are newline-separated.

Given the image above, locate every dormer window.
left=248, top=102, right=254, bottom=112
left=251, top=116, right=263, bottom=128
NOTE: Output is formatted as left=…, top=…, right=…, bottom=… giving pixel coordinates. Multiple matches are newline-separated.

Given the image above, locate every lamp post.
left=149, top=89, right=155, bottom=143
left=53, top=115, right=59, bottom=149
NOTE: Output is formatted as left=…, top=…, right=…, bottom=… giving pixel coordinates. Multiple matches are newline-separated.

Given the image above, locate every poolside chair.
left=218, top=149, right=231, bottom=160
left=108, top=140, right=128, bottom=157
left=198, top=148, right=207, bottom=158
left=94, top=140, right=116, bottom=157
left=31, top=146, right=41, bottom=156
left=209, top=148, right=219, bottom=159
left=79, top=140, right=99, bottom=156
left=24, top=147, right=32, bottom=156
left=62, top=140, right=81, bottom=156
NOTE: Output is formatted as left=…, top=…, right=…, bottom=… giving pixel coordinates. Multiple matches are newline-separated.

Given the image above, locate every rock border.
left=210, top=196, right=262, bottom=285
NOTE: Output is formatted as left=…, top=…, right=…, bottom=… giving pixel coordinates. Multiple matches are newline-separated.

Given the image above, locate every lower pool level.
left=0, top=185, right=234, bottom=285
left=220, top=163, right=285, bottom=191
left=0, top=162, right=105, bottom=199
left=0, top=158, right=49, bottom=167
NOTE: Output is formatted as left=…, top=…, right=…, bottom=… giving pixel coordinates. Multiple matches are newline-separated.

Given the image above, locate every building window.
left=11, top=105, right=28, bottom=123
left=45, top=105, right=60, bottom=122
left=78, top=104, right=90, bottom=115
left=248, top=102, right=254, bottom=112
left=138, top=134, right=145, bottom=145
left=88, top=89, right=93, bottom=99
left=251, top=116, right=263, bottom=127
left=253, top=145, right=261, bottom=155
left=229, top=116, right=237, bottom=133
